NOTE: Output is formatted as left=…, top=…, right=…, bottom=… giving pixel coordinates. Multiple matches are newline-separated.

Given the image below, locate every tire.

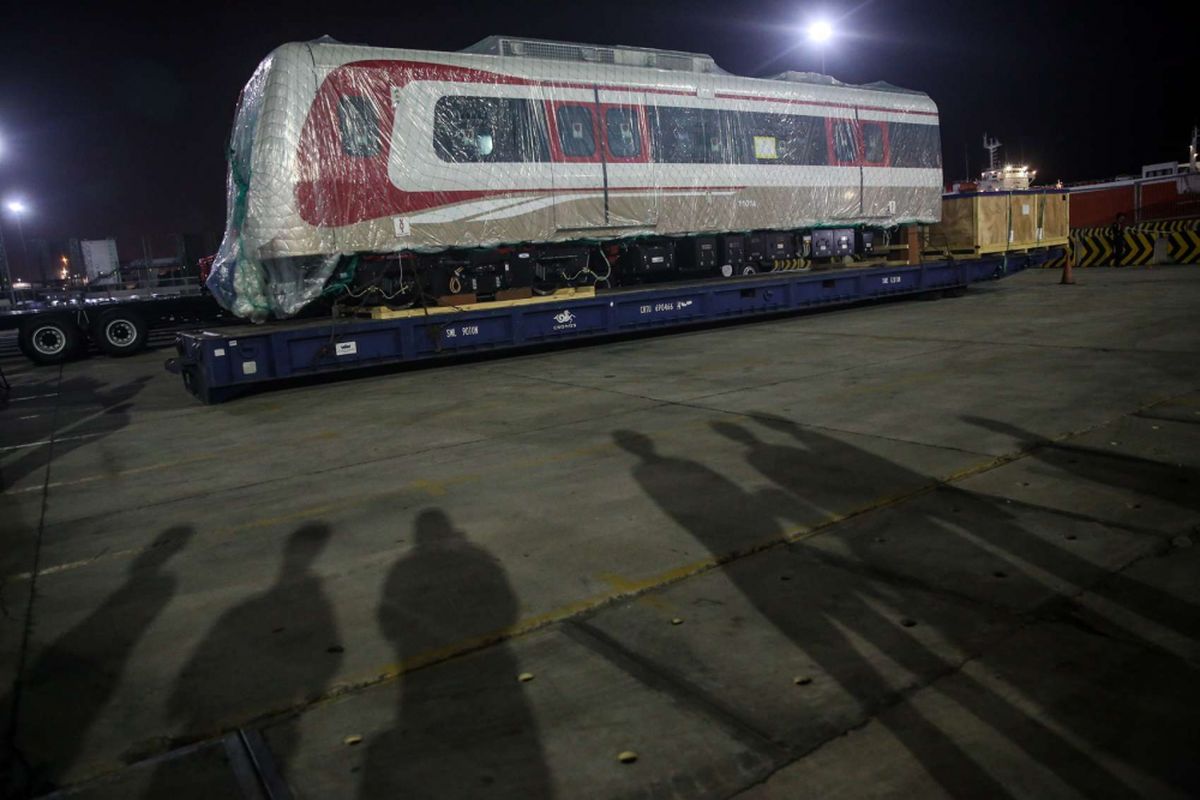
left=94, top=309, right=148, bottom=357
left=19, top=316, right=83, bottom=365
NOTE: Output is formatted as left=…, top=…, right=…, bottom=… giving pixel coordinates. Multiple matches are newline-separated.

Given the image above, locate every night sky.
left=0, top=0, right=1190, bottom=278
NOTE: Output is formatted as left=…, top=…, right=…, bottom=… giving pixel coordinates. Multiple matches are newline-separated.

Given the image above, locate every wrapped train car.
left=210, top=36, right=943, bottom=320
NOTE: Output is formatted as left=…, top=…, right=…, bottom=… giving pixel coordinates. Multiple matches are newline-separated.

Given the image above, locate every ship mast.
left=978, top=134, right=1034, bottom=190
left=983, top=133, right=1002, bottom=172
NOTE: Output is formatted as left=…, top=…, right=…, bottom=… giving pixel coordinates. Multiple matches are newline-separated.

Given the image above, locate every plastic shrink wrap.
left=208, top=37, right=942, bottom=320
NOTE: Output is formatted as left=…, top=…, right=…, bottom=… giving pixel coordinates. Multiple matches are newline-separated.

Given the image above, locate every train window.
left=651, top=107, right=729, bottom=163
left=832, top=119, right=858, bottom=163
left=702, top=109, right=730, bottom=163
left=520, top=103, right=552, bottom=162
left=783, top=115, right=827, bottom=165
left=889, top=122, right=941, bottom=168
left=651, top=107, right=702, bottom=163
left=556, top=105, right=595, bottom=157
left=647, top=107, right=826, bottom=165
left=742, top=113, right=826, bottom=165
left=338, top=96, right=381, bottom=158
left=605, top=107, right=641, bottom=158
left=433, top=96, right=549, bottom=163
left=863, top=122, right=885, bottom=163
left=718, top=110, right=749, bottom=162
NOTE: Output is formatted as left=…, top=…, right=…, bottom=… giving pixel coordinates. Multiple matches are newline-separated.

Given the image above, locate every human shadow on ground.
left=1, top=526, right=193, bottom=797
left=962, top=414, right=1200, bottom=512
left=612, top=428, right=1012, bottom=797
left=0, top=374, right=151, bottom=493
left=723, top=416, right=1199, bottom=795
left=746, top=415, right=1200, bottom=633
left=946, top=415, right=1200, bottom=642
left=145, top=522, right=340, bottom=797
left=615, top=421, right=1176, bottom=798
left=1, top=374, right=152, bottom=630
left=361, top=509, right=550, bottom=799
left=1, top=374, right=151, bottom=602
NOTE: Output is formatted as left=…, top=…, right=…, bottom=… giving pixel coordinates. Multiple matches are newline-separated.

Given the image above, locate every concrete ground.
left=1, top=266, right=1198, bottom=799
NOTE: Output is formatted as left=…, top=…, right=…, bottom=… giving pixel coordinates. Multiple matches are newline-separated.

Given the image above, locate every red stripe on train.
left=293, top=59, right=931, bottom=226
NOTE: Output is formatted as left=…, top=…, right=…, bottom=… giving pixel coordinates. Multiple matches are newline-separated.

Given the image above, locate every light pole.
left=806, top=18, right=834, bottom=74
left=5, top=199, right=29, bottom=285
left=0, top=217, right=11, bottom=305
left=0, top=133, right=13, bottom=304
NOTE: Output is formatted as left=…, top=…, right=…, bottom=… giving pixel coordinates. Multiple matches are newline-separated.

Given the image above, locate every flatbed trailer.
left=168, top=251, right=1057, bottom=404
left=3, top=289, right=228, bottom=365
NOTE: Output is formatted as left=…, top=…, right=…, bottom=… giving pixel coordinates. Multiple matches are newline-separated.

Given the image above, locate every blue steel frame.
left=170, top=251, right=1054, bottom=403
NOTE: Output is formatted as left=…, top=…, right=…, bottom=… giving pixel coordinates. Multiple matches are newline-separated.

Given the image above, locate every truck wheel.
left=19, top=317, right=83, bottom=365
left=95, top=309, right=148, bottom=356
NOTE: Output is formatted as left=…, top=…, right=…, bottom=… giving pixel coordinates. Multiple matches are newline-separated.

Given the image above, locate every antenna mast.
left=983, top=133, right=1002, bottom=171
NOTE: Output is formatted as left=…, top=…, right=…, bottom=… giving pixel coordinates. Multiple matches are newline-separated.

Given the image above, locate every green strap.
left=321, top=255, right=360, bottom=297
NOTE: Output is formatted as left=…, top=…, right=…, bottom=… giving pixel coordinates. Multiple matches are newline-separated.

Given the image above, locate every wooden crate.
left=926, top=190, right=1071, bottom=255
left=1009, top=194, right=1038, bottom=248
left=1037, top=190, right=1070, bottom=247
left=978, top=194, right=1011, bottom=252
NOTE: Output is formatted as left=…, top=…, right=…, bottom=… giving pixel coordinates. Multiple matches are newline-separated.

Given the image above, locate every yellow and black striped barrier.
left=1163, top=229, right=1200, bottom=262
left=1128, top=219, right=1200, bottom=233
left=1042, top=220, right=1200, bottom=268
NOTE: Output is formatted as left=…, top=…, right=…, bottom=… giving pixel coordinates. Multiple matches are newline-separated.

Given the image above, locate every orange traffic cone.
left=1060, top=244, right=1076, bottom=285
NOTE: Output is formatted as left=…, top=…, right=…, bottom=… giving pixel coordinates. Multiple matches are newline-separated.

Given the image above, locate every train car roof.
left=276, top=36, right=938, bottom=115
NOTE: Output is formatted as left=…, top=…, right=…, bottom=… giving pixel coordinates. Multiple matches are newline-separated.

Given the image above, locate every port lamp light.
left=806, top=20, right=834, bottom=43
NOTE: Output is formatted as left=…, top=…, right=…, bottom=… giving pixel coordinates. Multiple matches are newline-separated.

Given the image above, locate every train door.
left=826, top=114, right=892, bottom=219
left=546, top=91, right=657, bottom=231
left=858, top=119, right=894, bottom=218
left=596, top=95, right=658, bottom=228
left=828, top=116, right=863, bottom=218
left=547, top=97, right=607, bottom=231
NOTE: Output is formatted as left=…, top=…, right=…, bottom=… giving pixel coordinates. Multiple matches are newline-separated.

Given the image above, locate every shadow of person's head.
left=414, top=509, right=466, bottom=549
left=754, top=414, right=806, bottom=438
left=711, top=420, right=760, bottom=446
left=283, top=522, right=333, bottom=570
left=612, top=429, right=656, bottom=460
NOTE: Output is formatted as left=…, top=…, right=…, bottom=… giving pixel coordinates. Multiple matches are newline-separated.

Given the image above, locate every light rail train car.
left=211, top=36, right=943, bottom=320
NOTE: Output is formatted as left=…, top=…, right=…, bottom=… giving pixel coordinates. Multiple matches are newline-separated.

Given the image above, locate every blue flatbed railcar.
left=167, top=251, right=1055, bottom=403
